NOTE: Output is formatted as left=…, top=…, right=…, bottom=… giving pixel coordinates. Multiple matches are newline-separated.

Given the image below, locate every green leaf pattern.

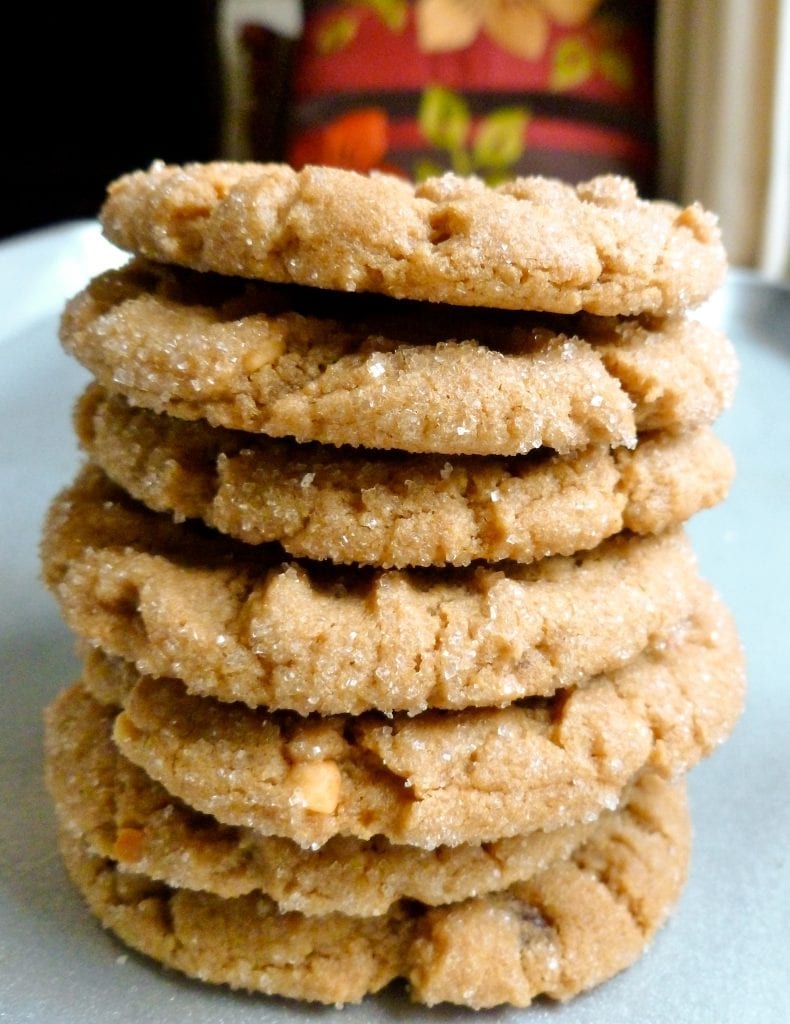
left=416, top=87, right=529, bottom=183
left=309, top=7, right=635, bottom=181
left=314, top=0, right=407, bottom=57
left=358, top=0, right=408, bottom=32
left=473, top=108, right=530, bottom=169
left=551, top=19, right=635, bottom=93
left=316, top=14, right=358, bottom=56
left=419, top=86, right=471, bottom=151
left=551, top=37, right=593, bottom=91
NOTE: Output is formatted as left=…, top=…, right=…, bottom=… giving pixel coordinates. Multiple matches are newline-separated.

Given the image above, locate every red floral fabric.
left=241, top=0, right=657, bottom=191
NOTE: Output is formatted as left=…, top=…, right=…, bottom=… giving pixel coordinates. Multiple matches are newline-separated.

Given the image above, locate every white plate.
left=0, top=223, right=788, bottom=1023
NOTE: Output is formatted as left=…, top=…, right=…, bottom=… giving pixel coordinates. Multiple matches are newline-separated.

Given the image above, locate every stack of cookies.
left=41, top=163, right=745, bottom=1008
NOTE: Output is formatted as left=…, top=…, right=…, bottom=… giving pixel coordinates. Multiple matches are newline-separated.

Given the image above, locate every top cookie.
left=100, top=162, right=726, bottom=316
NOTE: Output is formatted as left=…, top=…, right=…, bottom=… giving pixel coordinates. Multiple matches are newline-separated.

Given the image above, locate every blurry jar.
left=219, top=0, right=658, bottom=191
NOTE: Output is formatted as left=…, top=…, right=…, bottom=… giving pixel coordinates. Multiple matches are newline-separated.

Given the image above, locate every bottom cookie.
left=57, top=772, right=689, bottom=1008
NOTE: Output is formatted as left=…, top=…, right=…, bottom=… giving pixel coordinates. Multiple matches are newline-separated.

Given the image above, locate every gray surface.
left=0, top=223, right=788, bottom=1023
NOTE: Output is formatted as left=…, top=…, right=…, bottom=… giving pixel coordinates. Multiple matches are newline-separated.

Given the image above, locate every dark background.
left=0, top=1, right=659, bottom=241
left=0, top=2, right=222, bottom=240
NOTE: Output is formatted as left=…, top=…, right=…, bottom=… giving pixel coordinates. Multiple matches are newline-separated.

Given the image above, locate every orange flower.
left=416, top=0, right=603, bottom=61
left=290, top=109, right=391, bottom=173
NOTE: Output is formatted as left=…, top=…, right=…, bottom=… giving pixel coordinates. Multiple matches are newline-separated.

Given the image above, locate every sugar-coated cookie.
left=60, top=260, right=737, bottom=455
left=77, top=588, right=743, bottom=850
left=100, top=161, right=725, bottom=316
left=42, top=467, right=707, bottom=715
left=76, top=384, right=734, bottom=568
left=46, top=681, right=619, bottom=915
left=57, top=769, right=689, bottom=1007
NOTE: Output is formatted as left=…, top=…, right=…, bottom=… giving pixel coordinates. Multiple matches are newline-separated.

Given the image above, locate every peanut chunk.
left=113, top=826, right=145, bottom=863
left=241, top=331, right=286, bottom=375
left=286, top=760, right=342, bottom=814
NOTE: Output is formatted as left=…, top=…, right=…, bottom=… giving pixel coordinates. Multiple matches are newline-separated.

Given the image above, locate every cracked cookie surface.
left=57, top=769, right=690, bottom=1007
left=75, top=588, right=742, bottom=849
left=99, top=161, right=725, bottom=316
left=46, top=681, right=618, bottom=915
left=42, top=466, right=707, bottom=715
left=76, top=384, right=734, bottom=568
left=60, top=260, right=737, bottom=456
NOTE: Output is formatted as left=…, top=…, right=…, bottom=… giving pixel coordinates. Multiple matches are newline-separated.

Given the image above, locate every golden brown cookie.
left=99, top=161, right=725, bottom=316
left=57, top=769, right=690, bottom=1007
left=60, top=260, right=738, bottom=456
left=45, top=681, right=617, bottom=915
left=77, top=588, right=742, bottom=850
left=42, top=466, right=707, bottom=715
left=76, top=383, right=735, bottom=568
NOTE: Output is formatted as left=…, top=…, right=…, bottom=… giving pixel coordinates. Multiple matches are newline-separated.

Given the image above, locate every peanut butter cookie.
left=57, top=768, right=690, bottom=1006
left=77, top=588, right=742, bottom=850
left=42, top=467, right=707, bottom=715
left=100, top=161, right=725, bottom=316
left=46, top=680, right=624, bottom=915
left=76, top=383, right=734, bottom=568
left=60, top=260, right=737, bottom=456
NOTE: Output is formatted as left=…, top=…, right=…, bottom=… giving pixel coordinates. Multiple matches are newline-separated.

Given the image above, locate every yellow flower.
left=416, top=0, right=603, bottom=61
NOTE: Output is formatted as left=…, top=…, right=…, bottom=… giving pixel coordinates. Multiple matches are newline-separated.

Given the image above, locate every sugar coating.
left=42, top=466, right=708, bottom=715
left=81, top=588, right=743, bottom=850
left=100, top=161, right=726, bottom=316
left=44, top=683, right=625, bottom=915
left=42, top=157, right=738, bottom=1009
left=58, top=768, right=690, bottom=1007
left=76, top=384, right=735, bottom=568
left=60, top=260, right=737, bottom=456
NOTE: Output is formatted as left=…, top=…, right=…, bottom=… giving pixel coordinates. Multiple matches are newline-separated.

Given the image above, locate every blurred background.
left=1, top=0, right=787, bottom=278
